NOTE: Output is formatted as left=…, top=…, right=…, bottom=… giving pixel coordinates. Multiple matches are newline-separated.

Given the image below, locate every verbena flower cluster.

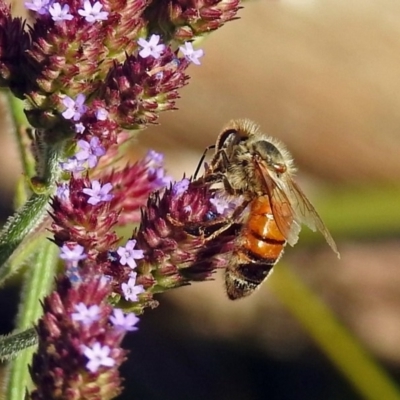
left=0, top=0, right=240, bottom=398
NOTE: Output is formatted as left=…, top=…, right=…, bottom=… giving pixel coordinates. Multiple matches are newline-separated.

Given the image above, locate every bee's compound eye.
left=254, top=141, right=285, bottom=168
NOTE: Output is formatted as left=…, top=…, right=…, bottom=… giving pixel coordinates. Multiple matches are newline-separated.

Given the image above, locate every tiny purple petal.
left=25, top=0, right=50, bottom=14
left=121, top=278, right=144, bottom=302
left=183, top=205, right=192, bottom=213
left=49, top=2, right=73, bottom=21
left=145, top=150, right=164, bottom=167
left=172, top=178, right=190, bottom=195
left=60, top=157, right=86, bottom=173
left=75, top=123, right=86, bottom=134
left=56, top=184, right=70, bottom=201
left=138, top=34, right=165, bottom=59
left=71, top=303, right=100, bottom=324
left=110, top=308, right=140, bottom=331
left=75, top=93, right=86, bottom=106
left=75, top=137, right=106, bottom=169
left=179, top=42, right=204, bottom=65
left=129, top=271, right=137, bottom=281
left=82, top=343, right=115, bottom=373
left=82, top=181, right=114, bottom=205
left=117, top=239, right=144, bottom=269
left=62, top=96, right=74, bottom=108
left=78, top=0, right=109, bottom=23
left=210, top=196, right=230, bottom=214
left=62, top=94, right=87, bottom=121
left=60, top=244, right=87, bottom=262
left=62, top=108, right=75, bottom=120
left=95, top=108, right=108, bottom=121
left=148, top=167, right=173, bottom=188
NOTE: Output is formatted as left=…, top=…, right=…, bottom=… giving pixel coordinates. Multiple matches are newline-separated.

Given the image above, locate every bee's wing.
left=257, top=161, right=339, bottom=257
left=284, top=179, right=340, bottom=258
left=257, top=165, right=302, bottom=246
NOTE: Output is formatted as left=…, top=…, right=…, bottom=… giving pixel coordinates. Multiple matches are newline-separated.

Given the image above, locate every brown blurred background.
left=2, top=0, right=400, bottom=399
left=139, top=0, right=400, bottom=183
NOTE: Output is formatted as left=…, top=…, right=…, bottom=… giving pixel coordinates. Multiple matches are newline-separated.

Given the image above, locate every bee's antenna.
left=193, top=144, right=215, bottom=179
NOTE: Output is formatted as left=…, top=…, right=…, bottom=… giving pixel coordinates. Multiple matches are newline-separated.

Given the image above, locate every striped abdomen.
left=225, top=195, right=286, bottom=299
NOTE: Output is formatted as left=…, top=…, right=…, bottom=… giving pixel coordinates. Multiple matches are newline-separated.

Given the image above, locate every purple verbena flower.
left=62, top=94, right=87, bottom=121
left=138, top=35, right=165, bottom=59
left=25, top=0, right=50, bottom=14
left=110, top=309, right=139, bottom=332
left=95, top=108, right=108, bottom=121
left=51, top=177, right=119, bottom=257
left=78, top=0, right=109, bottom=23
left=31, top=272, right=127, bottom=397
left=129, top=271, right=137, bottom=280
left=144, top=150, right=173, bottom=187
left=56, top=183, right=70, bottom=202
left=71, top=303, right=101, bottom=324
left=59, top=157, right=86, bottom=173
left=75, top=122, right=86, bottom=134
left=172, top=178, right=190, bottom=195
left=121, top=276, right=144, bottom=302
left=49, top=3, right=74, bottom=21
left=82, top=342, right=115, bottom=373
left=75, top=137, right=106, bottom=168
left=59, top=243, right=87, bottom=263
left=147, top=167, right=173, bottom=187
left=117, top=239, right=144, bottom=269
left=145, top=150, right=164, bottom=167
left=82, top=180, right=114, bottom=205
left=179, top=42, right=204, bottom=65
left=210, top=195, right=230, bottom=214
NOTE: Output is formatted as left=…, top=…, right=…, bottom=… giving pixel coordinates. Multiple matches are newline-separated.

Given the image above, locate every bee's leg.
left=192, top=171, right=225, bottom=186
left=218, top=149, right=230, bottom=170
left=203, top=221, right=234, bottom=242
left=203, top=198, right=250, bottom=242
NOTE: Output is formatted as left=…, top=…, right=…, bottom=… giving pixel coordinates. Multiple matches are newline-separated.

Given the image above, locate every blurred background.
left=2, top=0, right=400, bottom=398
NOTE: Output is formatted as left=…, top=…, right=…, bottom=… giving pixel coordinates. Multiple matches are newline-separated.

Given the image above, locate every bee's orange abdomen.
left=241, top=195, right=286, bottom=262
left=247, top=196, right=285, bottom=241
left=227, top=195, right=287, bottom=299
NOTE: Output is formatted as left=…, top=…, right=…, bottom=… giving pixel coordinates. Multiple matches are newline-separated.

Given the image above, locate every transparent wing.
left=257, top=163, right=301, bottom=246
left=256, top=160, right=339, bottom=257
left=285, top=179, right=340, bottom=257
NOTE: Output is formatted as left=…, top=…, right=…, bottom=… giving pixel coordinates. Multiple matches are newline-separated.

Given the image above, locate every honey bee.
left=195, top=119, right=339, bottom=300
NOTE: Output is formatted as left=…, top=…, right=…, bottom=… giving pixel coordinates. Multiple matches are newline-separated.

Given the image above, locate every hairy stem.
left=0, top=193, right=52, bottom=271
left=0, top=139, right=64, bottom=275
left=5, top=239, right=58, bottom=400
left=0, top=328, right=37, bottom=361
left=5, top=91, right=34, bottom=180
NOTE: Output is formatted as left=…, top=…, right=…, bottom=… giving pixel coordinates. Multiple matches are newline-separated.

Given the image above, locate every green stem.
left=5, top=91, right=34, bottom=180
left=0, top=231, right=47, bottom=287
left=0, top=139, right=64, bottom=274
left=0, top=193, right=52, bottom=270
left=268, top=264, right=400, bottom=400
left=5, top=239, right=58, bottom=400
left=0, top=328, right=37, bottom=361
